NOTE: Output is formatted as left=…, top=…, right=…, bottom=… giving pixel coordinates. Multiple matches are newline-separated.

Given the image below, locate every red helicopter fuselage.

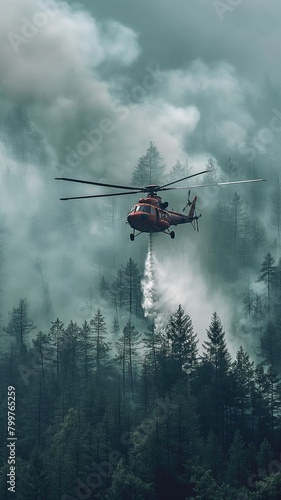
left=127, top=193, right=198, bottom=235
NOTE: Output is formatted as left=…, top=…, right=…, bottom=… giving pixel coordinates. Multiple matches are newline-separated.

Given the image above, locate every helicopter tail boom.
left=187, top=196, right=197, bottom=219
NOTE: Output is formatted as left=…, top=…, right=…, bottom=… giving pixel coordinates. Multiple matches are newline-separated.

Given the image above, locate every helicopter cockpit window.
left=135, top=205, right=152, bottom=213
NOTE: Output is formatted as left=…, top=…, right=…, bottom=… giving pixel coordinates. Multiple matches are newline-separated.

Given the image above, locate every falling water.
left=141, top=234, right=157, bottom=319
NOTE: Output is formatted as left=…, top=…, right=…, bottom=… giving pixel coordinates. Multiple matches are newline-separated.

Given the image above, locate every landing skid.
left=130, top=229, right=175, bottom=240
left=130, top=230, right=142, bottom=241
left=163, top=229, right=175, bottom=239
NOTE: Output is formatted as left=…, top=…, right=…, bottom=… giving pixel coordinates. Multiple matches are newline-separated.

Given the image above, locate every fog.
left=0, top=0, right=280, bottom=353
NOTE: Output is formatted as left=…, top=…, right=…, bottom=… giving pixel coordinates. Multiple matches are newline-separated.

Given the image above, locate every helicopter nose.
left=140, top=213, right=149, bottom=221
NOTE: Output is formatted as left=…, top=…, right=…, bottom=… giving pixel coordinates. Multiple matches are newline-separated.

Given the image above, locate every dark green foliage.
left=225, top=430, right=249, bottom=487
left=90, top=308, right=110, bottom=372
left=110, top=258, right=143, bottom=318
left=131, top=141, right=165, bottom=186
left=1, top=295, right=281, bottom=499
left=166, top=304, right=198, bottom=375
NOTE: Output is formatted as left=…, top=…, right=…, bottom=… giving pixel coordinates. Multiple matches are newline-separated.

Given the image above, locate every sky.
left=0, top=0, right=280, bottom=351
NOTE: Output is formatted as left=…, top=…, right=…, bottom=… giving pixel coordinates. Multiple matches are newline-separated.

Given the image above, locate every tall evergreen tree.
left=260, top=321, right=281, bottom=372
left=115, top=320, right=141, bottom=399
left=131, top=142, right=165, bottom=186
left=4, top=298, right=35, bottom=348
left=202, top=313, right=231, bottom=445
left=90, top=309, right=110, bottom=373
left=232, top=346, right=255, bottom=426
left=78, top=320, right=94, bottom=386
left=166, top=305, right=198, bottom=375
left=32, top=330, right=52, bottom=379
left=257, top=252, right=275, bottom=316
left=225, top=429, right=249, bottom=488
left=122, top=258, right=142, bottom=318
left=48, top=318, right=64, bottom=389
left=271, top=177, right=281, bottom=243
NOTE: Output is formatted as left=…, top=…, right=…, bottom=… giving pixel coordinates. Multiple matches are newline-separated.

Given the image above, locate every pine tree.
left=105, top=460, right=152, bottom=500
left=131, top=142, right=165, bottom=186
left=110, top=268, right=124, bottom=318
left=32, top=330, right=52, bottom=378
left=252, top=364, right=271, bottom=441
left=260, top=321, right=281, bottom=372
left=203, top=313, right=231, bottom=376
left=165, top=159, right=190, bottom=184
left=229, top=192, right=245, bottom=256
left=257, top=252, right=275, bottom=316
left=271, top=177, right=281, bottom=243
left=115, top=320, right=141, bottom=399
left=202, top=313, right=231, bottom=444
left=204, top=430, right=223, bottom=480
left=166, top=305, right=198, bottom=375
left=122, top=258, right=142, bottom=318
left=225, top=429, right=249, bottom=488
left=4, top=298, right=36, bottom=348
left=112, top=316, right=120, bottom=337
left=99, top=276, right=111, bottom=301
left=78, top=320, right=94, bottom=386
left=48, top=318, right=64, bottom=389
left=232, top=346, right=254, bottom=425
left=257, top=438, right=274, bottom=475
left=33, top=256, right=53, bottom=326
left=90, top=309, right=110, bottom=373
left=62, top=321, right=81, bottom=390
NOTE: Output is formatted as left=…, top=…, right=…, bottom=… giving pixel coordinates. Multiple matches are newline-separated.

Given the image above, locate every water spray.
left=141, top=234, right=157, bottom=320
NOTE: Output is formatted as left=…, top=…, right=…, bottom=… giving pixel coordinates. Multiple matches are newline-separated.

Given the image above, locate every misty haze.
left=1, top=1, right=281, bottom=499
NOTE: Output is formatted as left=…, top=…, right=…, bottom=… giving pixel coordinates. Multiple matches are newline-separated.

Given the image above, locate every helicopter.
left=55, top=171, right=265, bottom=240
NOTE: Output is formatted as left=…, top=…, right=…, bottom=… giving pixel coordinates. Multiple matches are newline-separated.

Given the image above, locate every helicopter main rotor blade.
left=159, top=170, right=211, bottom=189
left=160, top=178, right=266, bottom=191
left=55, top=177, right=143, bottom=191
left=60, top=190, right=144, bottom=201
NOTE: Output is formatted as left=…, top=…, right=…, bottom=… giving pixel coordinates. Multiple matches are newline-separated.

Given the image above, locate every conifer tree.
left=232, top=346, right=254, bottom=424
left=165, top=159, right=190, bottom=184
left=225, top=429, right=249, bottom=488
left=271, top=177, right=281, bottom=243
left=62, top=320, right=81, bottom=389
left=257, top=252, right=275, bottom=315
left=203, top=313, right=231, bottom=376
left=260, top=321, right=281, bottom=372
left=166, top=305, right=198, bottom=375
left=202, top=313, right=231, bottom=444
left=78, top=320, right=94, bottom=385
left=122, top=258, right=142, bottom=318
left=131, top=142, right=165, bottom=186
left=204, top=429, right=223, bottom=480
left=48, top=318, right=64, bottom=388
left=32, top=330, right=52, bottom=378
left=115, top=320, right=141, bottom=398
left=4, top=298, right=35, bottom=348
left=90, top=309, right=110, bottom=373
left=257, top=438, right=274, bottom=475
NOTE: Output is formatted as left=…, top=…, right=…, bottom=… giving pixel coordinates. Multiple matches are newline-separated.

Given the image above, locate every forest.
left=0, top=105, right=281, bottom=499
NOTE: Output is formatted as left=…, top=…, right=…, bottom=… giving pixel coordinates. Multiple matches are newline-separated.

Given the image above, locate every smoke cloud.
left=0, top=0, right=280, bottom=357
